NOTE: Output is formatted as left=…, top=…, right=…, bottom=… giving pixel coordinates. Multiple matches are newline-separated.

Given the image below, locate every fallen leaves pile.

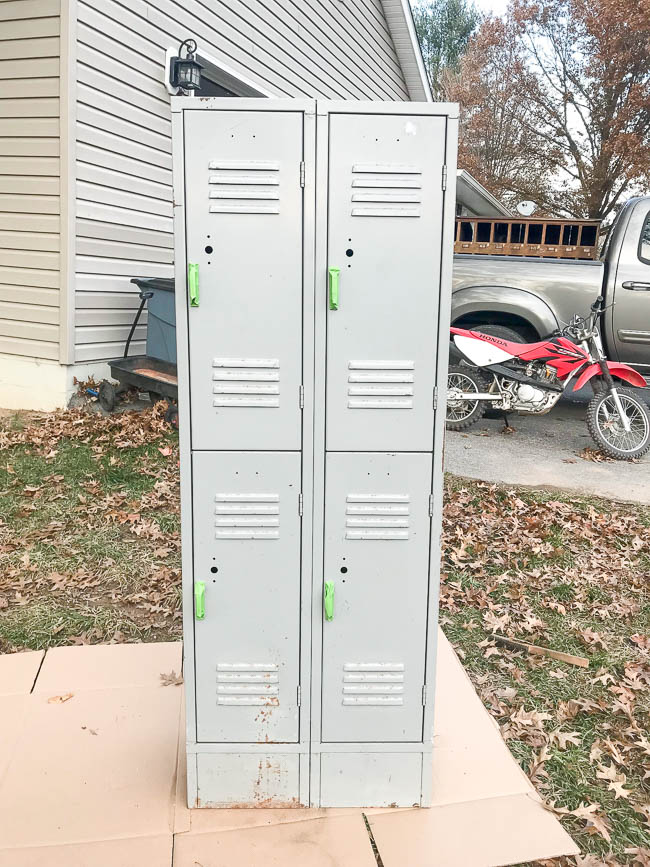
left=1, top=407, right=649, bottom=863
left=442, top=480, right=650, bottom=864
left=0, top=404, right=181, bottom=646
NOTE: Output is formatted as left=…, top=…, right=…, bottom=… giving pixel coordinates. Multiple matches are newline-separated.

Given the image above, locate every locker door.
left=325, top=113, right=446, bottom=451
left=193, top=452, right=301, bottom=743
left=184, top=110, right=304, bottom=451
left=321, top=452, right=432, bottom=742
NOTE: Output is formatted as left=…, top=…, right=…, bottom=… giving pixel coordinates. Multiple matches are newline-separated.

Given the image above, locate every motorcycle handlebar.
left=591, top=295, right=604, bottom=313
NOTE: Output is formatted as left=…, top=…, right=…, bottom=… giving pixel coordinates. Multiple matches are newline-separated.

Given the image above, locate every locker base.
left=190, top=752, right=306, bottom=809
left=317, top=751, right=426, bottom=808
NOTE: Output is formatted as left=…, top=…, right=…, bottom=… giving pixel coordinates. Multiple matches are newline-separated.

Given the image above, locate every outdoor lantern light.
left=169, top=39, right=203, bottom=92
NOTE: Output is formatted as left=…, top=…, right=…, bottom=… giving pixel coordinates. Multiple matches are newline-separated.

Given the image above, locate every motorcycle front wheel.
left=586, top=387, right=650, bottom=460
left=446, top=365, right=488, bottom=431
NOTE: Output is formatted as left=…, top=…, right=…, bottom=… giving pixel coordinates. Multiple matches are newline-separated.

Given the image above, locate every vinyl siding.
left=73, top=0, right=409, bottom=362
left=0, top=0, right=61, bottom=361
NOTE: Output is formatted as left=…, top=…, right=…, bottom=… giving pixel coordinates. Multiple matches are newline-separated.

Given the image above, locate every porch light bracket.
left=168, top=38, right=203, bottom=93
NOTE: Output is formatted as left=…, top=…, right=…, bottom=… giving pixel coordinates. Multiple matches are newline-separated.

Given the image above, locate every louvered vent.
left=214, top=493, right=280, bottom=540
left=213, top=358, right=280, bottom=408
left=208, top=159, right=280, bottom=215
left=347, top=360, right=414, bottom=409
left=350, top=163, right=421, bottom=217
left=345, top=493, right=410, bottom=540
left=216, top=663, right=279, bottom=706
left=342, top=663, right=405, bottom=705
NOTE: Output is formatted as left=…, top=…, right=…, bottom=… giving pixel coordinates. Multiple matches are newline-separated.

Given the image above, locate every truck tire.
left=446, top=365, right=488, bottom=431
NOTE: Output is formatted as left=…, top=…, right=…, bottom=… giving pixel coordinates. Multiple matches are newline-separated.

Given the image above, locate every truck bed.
left=452, top=253, right=604, bottom=327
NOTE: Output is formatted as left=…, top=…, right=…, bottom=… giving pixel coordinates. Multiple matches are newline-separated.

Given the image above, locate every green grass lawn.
left=1, top=406, right=649, bottom=865
left=0, top=404, right=181, bottom=649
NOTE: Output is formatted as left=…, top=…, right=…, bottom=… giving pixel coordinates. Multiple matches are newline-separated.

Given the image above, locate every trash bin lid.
left=130, top=276, right=175, bottom=293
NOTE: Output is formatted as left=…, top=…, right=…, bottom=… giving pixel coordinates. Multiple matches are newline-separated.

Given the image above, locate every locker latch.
left=324, top=581, right=335, bottom=621
left=194, top=581, right=205, bottom=620
left=188, top=263, right=199, bottom=307
left=328, top=267, right=340, bottom=310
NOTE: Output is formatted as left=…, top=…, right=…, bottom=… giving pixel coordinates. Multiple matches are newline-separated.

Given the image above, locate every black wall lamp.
left=169, top=38, right=203, bottom=92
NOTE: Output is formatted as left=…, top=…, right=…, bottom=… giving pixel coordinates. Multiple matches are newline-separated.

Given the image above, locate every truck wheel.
left=586, top=387, right=650, bottom=460
left=446, top=365, right=488, bottom=431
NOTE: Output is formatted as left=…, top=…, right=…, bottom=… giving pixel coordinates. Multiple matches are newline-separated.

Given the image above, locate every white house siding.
left=73, top=0, right=409, bottom=362
left=0, top=0, right=61, bottom=362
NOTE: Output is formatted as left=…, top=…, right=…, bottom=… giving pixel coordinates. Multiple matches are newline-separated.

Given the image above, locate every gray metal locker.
left=192, top=451, right=302, bottom=745
left=325, top=111, right=445, bottom=452
left=172, top=97, right=458, bottom=809
left=184, top=109, right=305, bottom=452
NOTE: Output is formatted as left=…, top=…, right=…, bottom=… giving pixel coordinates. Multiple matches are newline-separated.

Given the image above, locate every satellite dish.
left=517, top=200, right=537, bottom=216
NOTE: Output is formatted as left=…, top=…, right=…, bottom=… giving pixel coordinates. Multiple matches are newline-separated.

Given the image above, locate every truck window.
left=639, top=214, right=650, bottom=265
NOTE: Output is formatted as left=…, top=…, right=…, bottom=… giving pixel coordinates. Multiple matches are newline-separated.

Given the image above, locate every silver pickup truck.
left=452, top=196, right=650, bottom=376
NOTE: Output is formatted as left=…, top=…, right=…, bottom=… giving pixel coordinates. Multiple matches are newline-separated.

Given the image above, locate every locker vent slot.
left=208, top=159, right=280, bottom=215
left=347, top=360, right=414, bottom=409
left=350, top=164, right=421, bottom=217
left=214, top=493, right=280, bottom=540
left=345, top=494, right=410, bottom=540
left=213, top=358, right=280, bottom=408
left=342, top=662, right=405, bottom=705
left=216, top=662, right=280, bottom=706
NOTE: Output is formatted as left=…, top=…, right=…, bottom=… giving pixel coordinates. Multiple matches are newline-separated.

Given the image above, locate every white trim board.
left=380, top=0, right=432, bottom=101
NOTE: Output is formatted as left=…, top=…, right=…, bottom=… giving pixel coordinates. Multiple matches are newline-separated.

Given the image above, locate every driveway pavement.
left=444, top=389, right=650, bottom=505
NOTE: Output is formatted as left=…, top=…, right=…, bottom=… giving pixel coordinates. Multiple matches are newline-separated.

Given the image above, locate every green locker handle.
left=194, top=581, right=205, bottom=620
left=328, top=267, right=340, bottom=311
left=188, top=263, right=199, bottom=307
left=324, top=580, right=335, bottom=621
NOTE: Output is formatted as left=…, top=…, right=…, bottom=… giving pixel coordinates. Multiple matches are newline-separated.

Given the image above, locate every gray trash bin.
left=130, top=277, right=176, bottom=363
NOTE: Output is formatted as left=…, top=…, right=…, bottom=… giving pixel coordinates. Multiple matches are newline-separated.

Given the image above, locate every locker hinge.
left=441, top=165, right=448, bottom=191
left=299, top=384, right=304, bottom=409
left=433, top=386, right=439, bottom=410
left=299, top=161, right=305, bottom=187
left=422, top=685, right=427, bottom=705
left=297, top=685, right=302, bottom=706
left=298, top=493, right=303, bottom=516
left=429, top=494, right=434, bottom=517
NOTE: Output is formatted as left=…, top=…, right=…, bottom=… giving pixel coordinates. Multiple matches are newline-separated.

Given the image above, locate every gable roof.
left=380, top=0, right=432, bottom=101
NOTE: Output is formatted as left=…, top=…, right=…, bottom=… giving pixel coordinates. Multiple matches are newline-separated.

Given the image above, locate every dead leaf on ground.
left=549, top=728, right=581, bottom=750
left=578, top=446, right=615, bottom=462
left=570, top=802, right=612, bottom=842
left=160, top=670, right=183, bottom=687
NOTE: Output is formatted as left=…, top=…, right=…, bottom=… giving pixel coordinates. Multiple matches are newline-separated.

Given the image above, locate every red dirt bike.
left=446, top=296, right=650, bottom=460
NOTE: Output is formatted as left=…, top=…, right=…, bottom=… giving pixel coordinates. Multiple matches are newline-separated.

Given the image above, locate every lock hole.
left=205, top=245, right=213, bottom=254
left=211, top=566, right=218, bottom=574
left=340, top=566, right=348, bottom=574
left=345, top=248, right=354, bottom=257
